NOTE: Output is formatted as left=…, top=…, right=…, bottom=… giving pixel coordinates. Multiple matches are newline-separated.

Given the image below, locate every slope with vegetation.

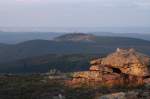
left=0, top=33, right=150, bottom=73
left=0, top=33, right=150, bottom=62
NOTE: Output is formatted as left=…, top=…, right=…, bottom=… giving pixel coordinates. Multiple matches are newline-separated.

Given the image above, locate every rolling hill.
left=0, top=32, right=62, bottom=44
left=54, top=33, right=96, bottom=42
left=0, top=33, right=150, bottom=63
left=0, top=33, right=150, bottom=73
left=0, top=54, right=101, bottom=73
left=93, top=32, right=150, bottom=41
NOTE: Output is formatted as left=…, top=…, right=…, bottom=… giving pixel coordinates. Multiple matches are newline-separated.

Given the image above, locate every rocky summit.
left=68, top=48, right=150, bottom=87
left=54, top=33, right=96, bottom=42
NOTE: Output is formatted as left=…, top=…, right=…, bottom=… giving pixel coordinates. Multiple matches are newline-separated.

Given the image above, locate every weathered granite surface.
left=68, top=48, right=150, bottom=87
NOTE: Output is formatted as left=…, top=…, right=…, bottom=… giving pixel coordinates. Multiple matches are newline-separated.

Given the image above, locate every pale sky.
left=0, top=0, right=150, bottom=27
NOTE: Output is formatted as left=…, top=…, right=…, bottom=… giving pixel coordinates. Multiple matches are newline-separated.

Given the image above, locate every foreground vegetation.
left=0, top=74, right=148, bottom=99
left=0, top=74, right=94, bottom=99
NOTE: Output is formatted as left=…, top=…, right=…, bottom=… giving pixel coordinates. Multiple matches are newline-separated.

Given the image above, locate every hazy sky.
left=0, top=0, right=150, bottom=27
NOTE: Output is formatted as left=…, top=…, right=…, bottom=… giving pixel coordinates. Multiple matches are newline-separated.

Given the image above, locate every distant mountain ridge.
left=0, top=33, right=150, bottom=63
left=54, top=33, right=150, bottom=45
left=0, top=32, right=62, bottom=44
left=93, top=32, right=150, bottom=41
left=0, top=33, right=150, bottom=73
left=1, top=31, right=150, bottom=44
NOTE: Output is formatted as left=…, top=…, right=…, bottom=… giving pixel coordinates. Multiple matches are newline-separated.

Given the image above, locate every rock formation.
left=100, top=48, right=150, bottom=76
left=69, top=48, right=150, bottom=87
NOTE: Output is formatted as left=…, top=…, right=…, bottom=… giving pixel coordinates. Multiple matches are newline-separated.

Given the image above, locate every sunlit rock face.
left=73, top=71, right=102, bottom=80
left=68, top=48, right=150, bottom=87
left=100, top=48, right=150, bottom=76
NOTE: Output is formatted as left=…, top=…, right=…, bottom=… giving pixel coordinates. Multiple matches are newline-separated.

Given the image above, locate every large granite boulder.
left=99, top=48, right=150, bottom=76
left=69, top=48, right=150, bottom=87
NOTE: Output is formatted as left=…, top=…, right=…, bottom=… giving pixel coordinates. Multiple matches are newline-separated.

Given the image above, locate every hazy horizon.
left=0, top=0, right=150, bottom=28
left=0, top=27, right=150, bottom=33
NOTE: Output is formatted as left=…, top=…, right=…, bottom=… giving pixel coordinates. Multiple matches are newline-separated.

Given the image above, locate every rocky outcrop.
left=73, top=71, right=102, bottom=80
left=68, top=48, right=150, bottom=87
left=99, top=48, right=150, bottom=76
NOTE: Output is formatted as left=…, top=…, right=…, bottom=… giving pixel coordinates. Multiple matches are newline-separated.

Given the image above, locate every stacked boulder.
left=70, top=48, right=150, bottom=86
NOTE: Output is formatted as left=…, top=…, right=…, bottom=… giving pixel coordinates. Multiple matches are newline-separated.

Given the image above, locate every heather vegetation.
left=1, top=34, right=150, bottom=74
left=0, top=74, right=148, bottom=99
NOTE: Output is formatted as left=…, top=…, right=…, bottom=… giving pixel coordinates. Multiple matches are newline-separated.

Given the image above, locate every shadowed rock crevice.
left=112, top=67, right=122, bottom=74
